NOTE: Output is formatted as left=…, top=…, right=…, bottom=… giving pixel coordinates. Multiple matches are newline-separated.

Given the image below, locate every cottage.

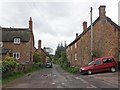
left=66, top=5, right=120, bottom=68
left=1, top=17, right=34, bottom=63
left=35, top=40, right=49, bottom=62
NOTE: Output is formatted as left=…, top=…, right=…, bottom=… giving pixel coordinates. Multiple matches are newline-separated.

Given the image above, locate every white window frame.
left=14, top=38, right=20, bottom=44
left=0, top=42, right=3, bottom=47
left=13, top=52, right=20, bottom=60
left=75, top=43, right=77, bottom=48
left=75, top=53, right=77, bottom=60
left=71, top=46, right=72, bottom=50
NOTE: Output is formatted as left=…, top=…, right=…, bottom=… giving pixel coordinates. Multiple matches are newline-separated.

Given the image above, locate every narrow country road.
left=3, top=64, right=119, bottom=89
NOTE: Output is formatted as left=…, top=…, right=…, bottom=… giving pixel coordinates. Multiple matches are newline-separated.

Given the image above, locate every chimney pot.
left=83, top=21, right=87, bottom=31
left=38, top=40, right=41, bottom=49
left=99, top=5, right=106, bottom=18
left=76, top=33, right=78, bottom=38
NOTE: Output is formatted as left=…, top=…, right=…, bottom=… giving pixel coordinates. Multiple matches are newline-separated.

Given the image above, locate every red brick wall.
left=66, top=17, right=120, bottom=67
left=93, top=19, right=119, bottom=62
left=3, top=41, right=31, bottom=63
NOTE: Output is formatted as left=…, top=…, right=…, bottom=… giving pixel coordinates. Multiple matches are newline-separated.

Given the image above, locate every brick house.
left=1, top=17, right=34, bottom=63
left=66, top=5, right=120, bottom=68
left=35, top=40, right=49, bottom=62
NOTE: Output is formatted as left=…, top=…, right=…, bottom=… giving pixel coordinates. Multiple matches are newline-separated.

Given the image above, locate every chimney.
left=83, top=21, right=87, bottom=31
left=38, top=40, right=41, bottom=49
left=29, top=17, right=33, bottom=31
left=99, top=5, right=106, bottom=18
left=76, top=33, right=78, bottom=38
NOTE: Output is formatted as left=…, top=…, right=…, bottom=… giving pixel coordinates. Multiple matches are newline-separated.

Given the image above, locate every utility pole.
left=90, top=7, right=93, bottom=61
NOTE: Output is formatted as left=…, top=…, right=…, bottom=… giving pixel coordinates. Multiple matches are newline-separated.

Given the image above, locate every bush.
left=33, top=53, right=42, bottom=63
left=66, top=67, right=79, bottom=74
left=2, top=57, right=18, bottom=74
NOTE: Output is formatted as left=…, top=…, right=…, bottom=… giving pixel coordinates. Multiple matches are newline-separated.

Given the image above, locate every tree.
left=33, top=52, right=42, bottom=63
left=44, top=47, right=53, bottom=54
left=54, top=42, right=68, bottom=65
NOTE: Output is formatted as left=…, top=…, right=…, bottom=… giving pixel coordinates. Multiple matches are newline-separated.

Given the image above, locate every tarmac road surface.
left=2, top=64, right=119, bottom=89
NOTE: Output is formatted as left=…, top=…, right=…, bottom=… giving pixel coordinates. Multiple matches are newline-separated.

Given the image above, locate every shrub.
left=2, top=57, right=18, bottom=74
left=33, top=53, right=42, bottom=63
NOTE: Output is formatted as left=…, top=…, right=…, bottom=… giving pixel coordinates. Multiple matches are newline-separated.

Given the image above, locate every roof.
left=2, top=27, right=31, bottom=42
left=41, top=48, right=49, bottom=56
left=68, top=17, right=120, bottom=47
left=0, top=48, right=11, bottom=54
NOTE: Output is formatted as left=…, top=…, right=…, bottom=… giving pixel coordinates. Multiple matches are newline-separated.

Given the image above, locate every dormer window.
left=14, top=38, right=20, bottom=44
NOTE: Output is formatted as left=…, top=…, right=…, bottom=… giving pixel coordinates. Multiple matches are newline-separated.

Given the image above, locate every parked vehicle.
left=45, top=61, right=53, bottom=68
left=79, top=56, right=117, bottom=75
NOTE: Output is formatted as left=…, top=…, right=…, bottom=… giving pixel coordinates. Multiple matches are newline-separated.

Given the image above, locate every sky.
left=0, top=0, right=119, bottom=54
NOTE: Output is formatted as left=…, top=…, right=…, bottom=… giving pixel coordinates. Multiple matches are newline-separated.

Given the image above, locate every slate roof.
left=68, top=17, right=120, bottom=47
left=2, top=27, right=31, bottom=42
left=0, top=48, right=11, bottom=54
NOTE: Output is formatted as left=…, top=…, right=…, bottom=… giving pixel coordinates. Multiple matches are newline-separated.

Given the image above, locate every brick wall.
left=66, top=17, right=120, bottom=68
left=3, top=41, right=31, bottom=63
left=93, top=19, right=119, bottom=62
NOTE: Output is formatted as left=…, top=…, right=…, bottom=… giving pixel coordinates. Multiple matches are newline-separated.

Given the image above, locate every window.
left=88, top=61, right=94, bottom=66
left=103, top=58, right=114, bottom=63
left=0, top=42, right=3, bottom=47
left=95, top=60, right=101, bottom=65
left=75, top=43, right=77, bottom=48
left=75, top=53, right=77, bottom=60
left=71, top=46, right=72, bottom=50
left=13, top=52, right=20, bottom=60
left=14, top=38, right=20, bottom=44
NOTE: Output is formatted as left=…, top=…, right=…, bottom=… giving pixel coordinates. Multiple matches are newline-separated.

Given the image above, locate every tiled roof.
left=68, top=17, right=120, bottom=47
left=2, top=27, right=31, bottom=42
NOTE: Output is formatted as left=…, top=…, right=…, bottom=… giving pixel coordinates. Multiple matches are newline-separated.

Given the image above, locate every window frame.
left=75, top=43, right=77, bottom=48
left=14, top=38, right=21, bottom=44
left=75, top=53, right=77, bottom=60
left=13, top=52, right=20, bottom=60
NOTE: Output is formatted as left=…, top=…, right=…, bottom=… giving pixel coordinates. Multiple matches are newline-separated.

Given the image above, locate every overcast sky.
left=0, top=0, right=119, bottom=54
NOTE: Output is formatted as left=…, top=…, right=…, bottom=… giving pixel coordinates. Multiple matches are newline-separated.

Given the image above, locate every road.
left=2, top=64, right=119, bottom=89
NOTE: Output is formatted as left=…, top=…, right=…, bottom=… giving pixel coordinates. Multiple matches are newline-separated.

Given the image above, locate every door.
left=93, top=59, right=103, bottom=72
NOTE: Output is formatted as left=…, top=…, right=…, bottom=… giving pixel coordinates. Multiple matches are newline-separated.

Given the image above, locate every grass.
left=2, top=66, right=43, bottom=84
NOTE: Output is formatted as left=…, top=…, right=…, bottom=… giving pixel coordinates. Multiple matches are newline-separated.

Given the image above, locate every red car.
left=79, top=56, right=117, bottom=75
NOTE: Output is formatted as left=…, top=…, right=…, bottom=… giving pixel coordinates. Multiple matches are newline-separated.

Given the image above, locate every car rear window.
left=102, top=58, right=114, bottom=63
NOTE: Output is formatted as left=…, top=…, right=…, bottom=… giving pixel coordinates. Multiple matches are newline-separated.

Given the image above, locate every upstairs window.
left=75, top=43, right=77, bottom=48
left=71, top=46, right=73, bottom=50
left=75, top=53, right=77, bottom=60
left=14, top=38, right=20, bottom=44
left=13, top=52, right=20, bottom=60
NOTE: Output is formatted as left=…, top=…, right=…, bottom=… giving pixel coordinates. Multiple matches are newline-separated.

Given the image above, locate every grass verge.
left=2, top=66, right=43, bottom=84
left=62, top=66, right=79, bottom=74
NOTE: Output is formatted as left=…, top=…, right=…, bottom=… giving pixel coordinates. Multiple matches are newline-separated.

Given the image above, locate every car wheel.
left=111, top=67, right=116, bottom=72
left=87, top=70, right=92, bottom=75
